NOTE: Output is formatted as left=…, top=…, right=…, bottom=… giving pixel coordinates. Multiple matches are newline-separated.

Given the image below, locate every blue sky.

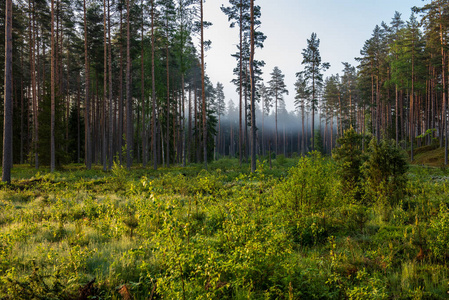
left=203, top=0, right=426, bottom=111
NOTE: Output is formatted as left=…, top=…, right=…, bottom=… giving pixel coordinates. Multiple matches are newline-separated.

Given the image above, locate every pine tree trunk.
left=126, top=0, right=133, bottom=169
left=195, top=89, right=200, bottom=163
left=151, top=0, right=157, bottom=170
left=438, top=6, right=448, bottom=165
left=103, top=0, right=108, bottom=171
left=182, top=75, right=186, bottom=166
left=20, top=48, right=24, bottom=164
left=376, top=75, right=380, bottom=142
left=84, top=0, right=91, bottom=169
left=108, top=0, right=113, bottom=169
left=311, top=65, right=315, bottom=152
left=30, top=0, right=39, bottom=169
left=244, top=71, right=248, bottom=161
left=141, top=0, right=146, bottom=167
left=330, top=113, right=333, bottom=152
left=2, top=0, right=13, bottom=183
left=200, top=0, right=207, bottom=168
left=77, top=75, right=81, bottom=163
left=275, top=94, right=278, bottom=154
left=249, top=0, right=256, bottom=172
left=51, top=0, right=56, bottom=172
left=118, top=5, right=124, bottom=164
left=166, top=44, right=170, bottom=167
left=66, top=46, right=70, bottom=154
left=238, top=0, right=243, bottom=166
left=301, top=105, right=305, bottom=155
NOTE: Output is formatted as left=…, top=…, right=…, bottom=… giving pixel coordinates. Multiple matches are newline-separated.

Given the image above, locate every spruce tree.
left=298, top=32, right=329, bottom=152
left=268, top=66, right=288, bottom=155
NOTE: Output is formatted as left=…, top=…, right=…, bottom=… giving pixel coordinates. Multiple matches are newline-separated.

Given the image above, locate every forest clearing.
left=3, top=0, right=449, bottom=298
left=1, top=143, right=449, bottom=298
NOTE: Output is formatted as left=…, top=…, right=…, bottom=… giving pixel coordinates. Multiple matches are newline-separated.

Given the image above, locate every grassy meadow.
left=1, top=153, right=449, bottom=299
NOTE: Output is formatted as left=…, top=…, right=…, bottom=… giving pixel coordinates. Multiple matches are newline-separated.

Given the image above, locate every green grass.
left=0, top=157, right=449, bottom=299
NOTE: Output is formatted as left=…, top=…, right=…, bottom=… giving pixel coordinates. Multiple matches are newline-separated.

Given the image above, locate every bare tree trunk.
left=118, top=5, right=124, bottom=164
left=195, top=88, right=200, bottom=162
left=245, top=70, right=248, bottom=161
left=249, top=0, right=256, bottom=172
left=30, top=0, right=39, bottom=169
left=51, top=0, right=56, bottom=172
left=301, top=105, right=305, bottom=155
left=3, top=0, right=13, bottom=183
left=141, top=0, right=147, bottom=167
left=108, top=0, right=113, bottom=169
left=151, top=0, right=157, bottom=170
left=126, top=0, right=133, bottom=169
left=103, top=0, right=108, bottom=171
left=77, top=75, right=81, bottom=163
left=166, top=43, right=170, bottom=167
left=182, top=75, right=186, bottom=167
left=200, top=0, right=207, bottom=168
left=275, top=93, right=278, bottom=154
left=239, top=0, right=243, bottom=166
left=312, top=66, right=316, bottom=152
left=376, top=75, right=380, bottom=142
left=66, top=43, right=70, bottom=154
left=329, top=113, right=332, bottom=155
left=188, top=86, right=192, bottom=163
left=395, top=84, right=399, bottom=146
left=440, top=8, right=448, bottom=165
left=20, top=47, right=24, bottom=164
left=175, top=91, right=179, bottom=163
left=84, top=0, right=91, bottom=169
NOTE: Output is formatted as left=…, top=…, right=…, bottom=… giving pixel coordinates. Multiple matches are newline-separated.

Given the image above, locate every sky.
left=203, top=0, right=426, bottom=112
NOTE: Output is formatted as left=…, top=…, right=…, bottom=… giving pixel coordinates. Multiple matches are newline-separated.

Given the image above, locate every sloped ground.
left=410, top=145, right=446, bottom=167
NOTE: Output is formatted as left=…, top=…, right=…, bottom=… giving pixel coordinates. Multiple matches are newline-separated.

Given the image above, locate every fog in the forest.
left=213, top=97, right=335, bottom=157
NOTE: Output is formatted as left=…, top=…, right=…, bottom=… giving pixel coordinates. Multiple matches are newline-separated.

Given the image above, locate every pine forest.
left=2, top=0, right=449, bottom=298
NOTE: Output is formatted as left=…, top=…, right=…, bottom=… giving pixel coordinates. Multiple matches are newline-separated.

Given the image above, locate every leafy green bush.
left=336, top=204, right=369, bottom=233
left=428, top=203, right=449, bottom=261
left=275, top=152, right=336, bottom=216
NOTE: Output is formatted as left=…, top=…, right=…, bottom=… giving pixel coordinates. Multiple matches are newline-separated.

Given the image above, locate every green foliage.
left=2, top=266, right=70, bottom=299
left=111, top=161, right=128, bottom=189
left=312, top=129, right=324, bottom=154
left=428, top=203, right=449, bottom=261
left=1, top=161, right=449, bottom=299
left=333, top=127, right=368, bottom=201
left=362, top=139, right=408, bottom=206
left=275, top=152, right=335, bottom=216
left=275, top=154, right=287, bottom=166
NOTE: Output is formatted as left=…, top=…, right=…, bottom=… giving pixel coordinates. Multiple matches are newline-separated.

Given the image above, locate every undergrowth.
left=0, top=156, right=448, bottom=299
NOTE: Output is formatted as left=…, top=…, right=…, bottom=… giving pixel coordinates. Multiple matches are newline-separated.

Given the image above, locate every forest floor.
left=1, top=157, right=449, bottom=299
left=410, top=144, right=446, bottom=167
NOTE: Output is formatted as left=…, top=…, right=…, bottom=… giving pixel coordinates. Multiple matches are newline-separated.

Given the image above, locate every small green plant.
left=275, top=152, right=335, bottom=217
left=276, top=154, right=287, bottom=166
left=332, top=127, right=368, bottom=202
left=429, top=203, right=449, bottom=261
left=362, top=139, right=408, bottom=206
left=111, top=161, right=128, bottom=189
